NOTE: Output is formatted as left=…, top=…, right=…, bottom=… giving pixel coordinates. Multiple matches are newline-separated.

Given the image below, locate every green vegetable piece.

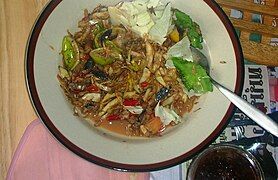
left=62, top=36, right=79, bottom=70
left=174, top=9, right=203, bottom=49
left=92, top=23, right=105, bottom=36
left=175, top=10, right=193, bottom=30
left=105, top=40, right=122, bottom=53
left=94, top=30, right=105, bottom=48
left=128, top=59, right=140, bottom=71
left=172, top=57, right=213, bottom=93
left=92, top=23, right=105, bottom=48
left=89, top=48, right=120, bottom=66
left=188, top=29, right=203, bottom=49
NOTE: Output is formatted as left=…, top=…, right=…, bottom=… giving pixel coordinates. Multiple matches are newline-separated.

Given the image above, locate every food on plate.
left=57, top=0, right=212, bottom=137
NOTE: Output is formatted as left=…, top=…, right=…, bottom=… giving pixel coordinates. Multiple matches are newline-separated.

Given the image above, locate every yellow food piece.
left=170, top=28, right=180, bottom=42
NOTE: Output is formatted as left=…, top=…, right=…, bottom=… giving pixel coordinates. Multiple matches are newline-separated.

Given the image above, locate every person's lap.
left=7, top=120, right=149, bottom=180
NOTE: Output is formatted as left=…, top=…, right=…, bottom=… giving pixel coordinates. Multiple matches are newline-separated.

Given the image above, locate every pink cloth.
left=7, top=120, right=149, bottom=180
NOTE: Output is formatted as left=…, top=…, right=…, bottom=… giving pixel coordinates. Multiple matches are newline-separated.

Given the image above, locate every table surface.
left=0, top=0, right=49, bottom=179
left=0, top=0, right=277, bottom=179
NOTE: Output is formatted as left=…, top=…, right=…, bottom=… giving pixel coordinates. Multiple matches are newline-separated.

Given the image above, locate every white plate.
left=25, top=0, right=244, bottom=171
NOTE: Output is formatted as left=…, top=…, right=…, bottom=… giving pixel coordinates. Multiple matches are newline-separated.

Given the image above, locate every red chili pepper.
left=107, top=114, right=121, bottom=121
left=140, top=81, right=149, bottom=88
left=123, top=99, right=139, bottom=106
left=80, top=54, right=90, bottom=61
left=85, top=84, right=100, bottom=92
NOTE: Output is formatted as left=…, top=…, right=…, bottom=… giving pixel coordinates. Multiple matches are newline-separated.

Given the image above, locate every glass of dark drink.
left=187, top=144, right=264, bottom=180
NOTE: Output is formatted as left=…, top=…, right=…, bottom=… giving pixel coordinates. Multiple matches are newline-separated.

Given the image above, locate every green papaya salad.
left=57, top=0, right=213, bottom=137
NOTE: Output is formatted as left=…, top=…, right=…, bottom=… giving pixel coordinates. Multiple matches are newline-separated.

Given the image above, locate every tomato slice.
left=107, top=114, right=121, bottom=121
left=123, top=99, right=139, bottom=106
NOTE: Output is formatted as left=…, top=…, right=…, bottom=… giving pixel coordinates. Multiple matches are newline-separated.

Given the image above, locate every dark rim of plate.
left=25, top=0, right=245, bottom=172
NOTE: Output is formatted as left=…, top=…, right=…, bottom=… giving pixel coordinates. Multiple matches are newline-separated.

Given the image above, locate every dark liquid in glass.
left=191, top=147, right=262, bottom=180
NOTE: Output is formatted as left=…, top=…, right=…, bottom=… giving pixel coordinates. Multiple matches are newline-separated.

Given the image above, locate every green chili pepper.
left=89, top=48, right=120, bottom=66
left=62, top=36, right=79, bottom=70
left=105, top=40, right=122, bottom=53
left=94, top=26, right=125, bottom=50
left=95, top=31, right=122, bottom=52
left=175, top=9, right=203, bottom=49
left=94, top=30, right=105, bottom=48
left=92, top=23, right=105, bottom=48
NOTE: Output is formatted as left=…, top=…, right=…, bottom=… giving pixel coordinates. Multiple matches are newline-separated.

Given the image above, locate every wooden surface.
left=216, top=0, right=278, bottom=66
left=0, top=0, right=48, bottom=179
left=216, top=0, right=278, bottom=16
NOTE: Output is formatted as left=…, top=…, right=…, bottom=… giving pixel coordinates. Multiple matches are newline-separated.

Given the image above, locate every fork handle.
left=212, top=79, right=278, bottom=137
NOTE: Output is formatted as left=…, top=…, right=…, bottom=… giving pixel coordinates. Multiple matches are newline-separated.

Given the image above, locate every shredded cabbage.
left=167, top=36, right=193, bottom=62
left=149, top=3, right=172, bottom=44
left=108, top=0, right=172, bottom=44
left=146, top=0, right=161, bottom=8
left=108, top=6, right=129, bottom=26
left=155, top=103, right=181, bottom=125
left=124, top=106, right=144, bottom=114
